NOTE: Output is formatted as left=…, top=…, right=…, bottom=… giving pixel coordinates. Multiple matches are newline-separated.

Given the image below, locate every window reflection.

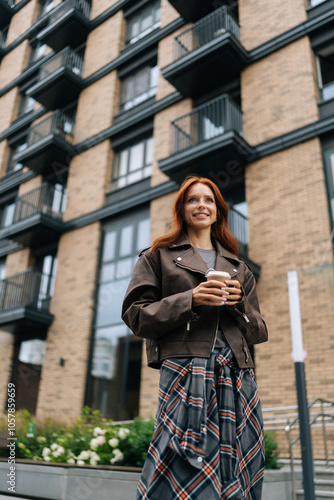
left=88, top=211, right=151, bottom=420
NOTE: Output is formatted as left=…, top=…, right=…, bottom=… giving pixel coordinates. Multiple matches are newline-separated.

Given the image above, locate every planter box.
left=0, top=460, right=300, bottom=500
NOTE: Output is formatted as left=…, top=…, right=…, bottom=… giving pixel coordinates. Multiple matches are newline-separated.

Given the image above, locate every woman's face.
left=183, top=183, right=217, bottom=232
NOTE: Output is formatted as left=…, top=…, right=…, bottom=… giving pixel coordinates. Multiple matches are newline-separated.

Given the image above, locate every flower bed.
left=0, top=407, right=280, bottom=469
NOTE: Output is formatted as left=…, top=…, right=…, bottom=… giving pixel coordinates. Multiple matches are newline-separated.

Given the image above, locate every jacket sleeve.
left=226, top=268, right=268, bottom=346
left=122, top=253, right=199, bottom=340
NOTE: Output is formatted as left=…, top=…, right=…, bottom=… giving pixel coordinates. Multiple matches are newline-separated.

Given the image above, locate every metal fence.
left=48, top=0, right=91, bottom=24
left=174, top=6, right=240, bottom=61
left=27, top=110, right=74, bottom=147
left=171, top=94, right=242, bottom=154
left=228, top=207, right=248, bottom=255
left=0, top=269, right=51, bottom=311
left=12, top=183, right=65, bottom=223
left=39, top=46, right=84, bottom=80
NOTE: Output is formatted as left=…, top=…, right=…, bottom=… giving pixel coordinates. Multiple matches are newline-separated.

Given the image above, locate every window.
left=324, top=150, right=334, bottom=226
left=111, top=136, right=154, bottom=190
left=120, top=64, right=158, bottom=112
left=88, top=210, right=151, bottom=420
left=316, top=47, right=334, bottom=101
left=126, top=0, right=161, bottom=44
left=309, top=0, right=327, bottom=6
left=31, top=42, right=47, bottom=62
left=1, top=201, right=16, bottom=228
left=7, top=139, right=28, bottom=174
left=18, top=95, right=36, bottom=116
left=36, top=254, right=58, bottom=309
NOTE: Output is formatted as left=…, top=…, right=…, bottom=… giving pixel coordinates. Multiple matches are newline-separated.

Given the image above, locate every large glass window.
left=111, top=136, right=154, bottom=190
left=36, top=254, right=58, bottom=309
left=119, top=64, right=158, bottom=112
left=1, top=201, right=16, bottom=228
left=88, top=210, right=151, bottom=420
left=316, top=47, right=334, bottom=101
left=126, top=0, right=161, bottom=44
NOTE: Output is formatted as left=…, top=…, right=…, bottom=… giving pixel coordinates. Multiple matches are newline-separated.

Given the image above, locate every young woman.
left=122, top=176, right=268, bottom=500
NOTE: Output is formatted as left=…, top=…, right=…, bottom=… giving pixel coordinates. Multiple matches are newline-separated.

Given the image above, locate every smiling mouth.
left=194, top=213, right=209, bottom=217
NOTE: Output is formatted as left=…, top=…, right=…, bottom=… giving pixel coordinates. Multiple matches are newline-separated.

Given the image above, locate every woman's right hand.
left=192, top=280, right=228, bottom=307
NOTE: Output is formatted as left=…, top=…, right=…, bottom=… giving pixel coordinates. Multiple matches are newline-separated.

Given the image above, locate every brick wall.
left=0, top=332, right=15, bottom=412
left=246, top=139, right=333, bottom=409
left=83, top=11, right=124, bottom=78
left=151, top=99, right=192, bottom=187
left=64, top=140, right=112, bottom=221
left=36, top=222, right=101, bottom=421
left=239, top=0, right=307, bottom=51
left=241, top=37, right=319, bottom=146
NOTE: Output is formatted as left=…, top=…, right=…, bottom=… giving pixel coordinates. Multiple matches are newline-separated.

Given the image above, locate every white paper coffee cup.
left=206, top=270, right=231, bottom=283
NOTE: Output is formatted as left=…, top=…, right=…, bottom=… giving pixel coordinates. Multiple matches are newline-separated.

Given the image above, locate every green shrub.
left=264, top=430, right=281, bottom=469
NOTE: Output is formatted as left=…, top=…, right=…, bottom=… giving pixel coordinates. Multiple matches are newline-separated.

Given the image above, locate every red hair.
left=149, top=175, right=239, bottom=255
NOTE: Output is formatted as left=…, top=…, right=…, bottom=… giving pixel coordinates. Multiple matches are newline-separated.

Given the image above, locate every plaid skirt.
left=136, top=348, right=264, bottom=500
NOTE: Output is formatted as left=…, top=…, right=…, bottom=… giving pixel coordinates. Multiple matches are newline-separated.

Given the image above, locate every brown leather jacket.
left=122, top=236, right=268, bottom=369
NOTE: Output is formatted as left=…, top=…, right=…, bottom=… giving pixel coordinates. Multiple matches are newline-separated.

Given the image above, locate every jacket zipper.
left=233, top=307, right=250, bottom=324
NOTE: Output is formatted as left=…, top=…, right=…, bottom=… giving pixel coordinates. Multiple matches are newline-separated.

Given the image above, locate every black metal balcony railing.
left=11, top=183, right=66, bottom=225
left=0, top=30, right=5, bottom=49
left=47, top=0, right=91, bottom=24
left=171, top=94, right=242, bottom=154
left=174, top=6, right=239, bottom=61
left=39, top=47, right=84, bottom=81
left=3, top=0, right=15, bottom=6
left=27, top=110, right=74, bottom=147
left=228, top=207, right=248, bottom=255
left=0, top=269, right=51, bottom=312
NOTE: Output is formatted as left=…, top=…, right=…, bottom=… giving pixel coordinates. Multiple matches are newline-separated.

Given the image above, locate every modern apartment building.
left=0, top=0, right=333, bottom=440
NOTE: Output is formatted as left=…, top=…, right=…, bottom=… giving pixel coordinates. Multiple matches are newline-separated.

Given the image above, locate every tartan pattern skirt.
left=136, top=348, right=265, bottom=500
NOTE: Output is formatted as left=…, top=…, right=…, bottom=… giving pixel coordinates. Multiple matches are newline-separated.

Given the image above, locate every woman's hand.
left=223, top=280, right=243, bottom=306
left=192, top=279, right=243, bottom=307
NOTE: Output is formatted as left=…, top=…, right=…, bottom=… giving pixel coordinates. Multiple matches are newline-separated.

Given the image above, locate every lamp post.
left=287, top=270, right=315, bottom=500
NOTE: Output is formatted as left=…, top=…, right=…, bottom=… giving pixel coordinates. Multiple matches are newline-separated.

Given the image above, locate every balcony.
left=161, top=7, right=247, bottom=97
left=37, top=0, right=91, bottom=52
left=26, top=47, right=83, bottom=109
left=0, top=183, right=65, bottom=247
left=0, top=0, right=14, bottom=30
left=13, top=111, right=74, bottom=175
left=158, top=94, right=253, bottom=184
left=0, top=269, right=54, bottom=335
left=167, top=0, right=216, bottom=22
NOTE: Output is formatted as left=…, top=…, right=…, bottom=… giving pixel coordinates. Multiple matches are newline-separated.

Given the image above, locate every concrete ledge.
left=0, top=461, right=300, bottom=500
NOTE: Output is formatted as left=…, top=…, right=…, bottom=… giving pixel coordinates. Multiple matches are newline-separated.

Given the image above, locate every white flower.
left=90, top=438, right=99, bottom=450
left=108, top=438, right=119, bottom=448
left=110, top=448, right=124, bottom=464
left=118, top=428, right=130, bottom=440
left=57, top=446, right=65, bottom=455
left=44, top=456, right=51, bottom=462
left=77, top=460, right=85, bottom=466
left=67, top=458, right=75, bottom=464
left=51, top=443, right=58, bottom=451
left=42, top=447, right=51, bottom=457
left=91, top=452, right=100, bottom=462
left=77, top=450, right=90, bottom=461
left=96, top=435, right=105, bottom=446
left=93, top=427, right=106, bottom=437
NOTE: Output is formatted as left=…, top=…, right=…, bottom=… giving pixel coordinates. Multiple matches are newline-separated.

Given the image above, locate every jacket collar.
left=169, top=235, right=241, bottom=277
left=169, top=234, right=241, bottom=263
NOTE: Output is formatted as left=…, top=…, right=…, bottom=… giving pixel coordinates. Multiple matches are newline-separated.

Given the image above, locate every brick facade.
left=0, top=0, right=333, bottom=460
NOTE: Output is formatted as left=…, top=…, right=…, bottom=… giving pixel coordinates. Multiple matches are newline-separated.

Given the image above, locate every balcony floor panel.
left=37, top=11, right=90, bottom=51
left=14, top=135, right=74, bottom=175
left=162, top=37, right=247, bottom=97
left=0, top=214, right=63, bottom=247
left=168, top=0, right=214, bottom=22
left=159, top=132, right=253, bottom=184
left=0, top=307, right=53, bottom=336
left=27, top=69, right=82, bottom=109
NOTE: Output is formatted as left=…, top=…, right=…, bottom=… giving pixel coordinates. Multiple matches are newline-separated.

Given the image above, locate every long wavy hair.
left=149, top=175, right=239, bottom=255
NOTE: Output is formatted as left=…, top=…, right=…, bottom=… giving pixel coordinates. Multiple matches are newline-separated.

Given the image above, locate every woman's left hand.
left=223, top=280, right=243, bottom=306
